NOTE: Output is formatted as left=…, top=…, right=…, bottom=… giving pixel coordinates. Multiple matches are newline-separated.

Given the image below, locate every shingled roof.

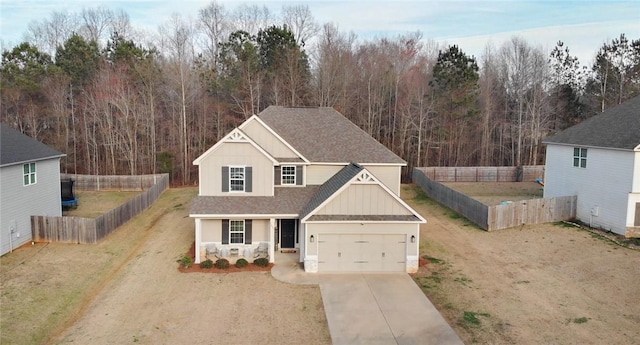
left=543, top=96, right=640, bottom=150
left=1, top=123, right=65, bottom=167
left=190, top=186, right=320, bottom=216
left=259, top=106, right=406, bottom=164
left=300, top=163, right=363, bottom=219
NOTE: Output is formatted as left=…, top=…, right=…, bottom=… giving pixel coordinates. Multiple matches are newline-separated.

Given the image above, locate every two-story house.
left=189, top=106, right=425, bottom=273
left=543, top=96, right=640, bottom=237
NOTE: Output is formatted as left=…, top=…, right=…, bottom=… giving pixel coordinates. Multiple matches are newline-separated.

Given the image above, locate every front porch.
left=193, top=217, right=304, bottom=264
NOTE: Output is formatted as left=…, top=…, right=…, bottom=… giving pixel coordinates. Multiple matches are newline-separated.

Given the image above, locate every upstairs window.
left=573, top=148, right=587, bottom=168
left=23, top=162, right=36, bottom=186
left=281, top=166, right=296, bottom=185
left=230, top=167, right=245, bottom=191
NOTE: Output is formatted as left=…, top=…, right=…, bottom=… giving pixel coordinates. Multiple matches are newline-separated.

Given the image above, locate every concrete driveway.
left=319, top=274, right=464, bottom=345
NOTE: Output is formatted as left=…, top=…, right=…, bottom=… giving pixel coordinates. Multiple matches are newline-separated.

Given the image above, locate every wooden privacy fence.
left=413, top=168, right=576, bottom=231
left=413, top=168, right=490, bottom=228
left=417, top=166, right=545, bottom=182
left=60, top=173, right=163, bottom=191
left=32, top=174, right=169, bottom=244
left=487, top=197, right=576, bottom=231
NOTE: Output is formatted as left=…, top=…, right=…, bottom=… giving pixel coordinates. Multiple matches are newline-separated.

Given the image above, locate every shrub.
left=177, top=255, right=193, bottom=268
left=235, top=258, right=249, bottom=268
left=200, top=259, right=213, bottom=269
left=253, top=257, right=269, bottom=267
left=214, top=258, right=230, bottom=269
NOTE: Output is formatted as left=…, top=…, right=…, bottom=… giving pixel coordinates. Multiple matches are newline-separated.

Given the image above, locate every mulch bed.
left=178, top=242, right=273, bottom=273
left=178, top=263, right=273, bottom=273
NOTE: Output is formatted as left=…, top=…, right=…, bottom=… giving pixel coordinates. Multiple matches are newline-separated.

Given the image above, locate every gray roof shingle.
left=190, top=186, right=320, bottom=215
left=300, top=163, right=363, bottom=219
left=1, top=123, right=65, bottom=167
left=543, top=96, right=640, bottom=150
left=259, top=106, right=406, bottom=164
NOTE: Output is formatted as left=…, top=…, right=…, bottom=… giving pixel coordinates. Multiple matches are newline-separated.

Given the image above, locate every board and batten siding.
left=316, top=184, right=412, bottom=215
left=198, top=142, right=274, bottom=196
left=544, top=145, right=634, bottom=235
left=361, top=165, right=401, bottom=195
left=1, top=158, right=62, bottom=255
left=241, top=119, right=299, bottom=158
left=306, top=165, right=344, bottom=185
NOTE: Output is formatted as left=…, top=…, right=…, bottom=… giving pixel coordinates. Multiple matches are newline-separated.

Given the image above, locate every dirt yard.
left=1, top=188, right=329, bottom=345
left=404, top=185, right=640, bottom=345
left=4, top=183, right=639, bottom=345
left=443, top=181, right=544, bottom=205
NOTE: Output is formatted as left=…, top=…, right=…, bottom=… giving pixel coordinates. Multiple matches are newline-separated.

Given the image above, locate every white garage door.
left=317, top=234, right=406, bottom=272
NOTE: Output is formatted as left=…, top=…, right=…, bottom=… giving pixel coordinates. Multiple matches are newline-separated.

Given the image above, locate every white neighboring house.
left=0, top=124, right=65, bottom=255
left=190, top=106, right=426, bottom=273
left=543, top=96, right=640, bottom=237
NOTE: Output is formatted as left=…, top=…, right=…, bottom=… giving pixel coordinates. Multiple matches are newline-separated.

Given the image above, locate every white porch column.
left=195, top=218, right=202, bottom=264
left=269, top=218, right=275, bottom=263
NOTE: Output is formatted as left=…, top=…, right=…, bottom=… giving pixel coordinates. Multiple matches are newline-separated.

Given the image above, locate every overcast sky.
left=1, top=0, right=638, bottom=66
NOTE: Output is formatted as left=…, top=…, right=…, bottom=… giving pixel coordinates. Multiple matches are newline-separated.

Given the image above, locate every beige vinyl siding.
left=362, top=165, right=401, bottom=195
left=316, top=184, right=412, bottom=215
left=201, top=219, right=222, bottom=242
left=201, top=219, right=270, bottom=243
left=306, top=165, right=344, bottom=185
left=242, top=119, right=298, bottom=158
left=198, top=142, right=274, bottom=196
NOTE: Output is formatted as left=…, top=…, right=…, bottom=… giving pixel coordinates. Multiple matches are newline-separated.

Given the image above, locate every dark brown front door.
left=281, top=219, right=296, bottom=248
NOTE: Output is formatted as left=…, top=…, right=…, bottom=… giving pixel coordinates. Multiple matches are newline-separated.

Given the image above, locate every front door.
left=281, top=219, right=296, bottom=248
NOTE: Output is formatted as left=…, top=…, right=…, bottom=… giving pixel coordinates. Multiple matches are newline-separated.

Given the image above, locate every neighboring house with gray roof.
left=1, top=124, right=65, bottom=255
left=189, top=106, right=425, bottom=273
left=543, top=96, right=640, bottom=237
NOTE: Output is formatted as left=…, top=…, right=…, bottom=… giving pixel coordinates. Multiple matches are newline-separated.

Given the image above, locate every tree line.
left=2, top=3, right=639, bottom=184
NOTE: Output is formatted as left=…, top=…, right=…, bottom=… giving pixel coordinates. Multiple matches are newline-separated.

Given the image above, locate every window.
left=229, top=220, right=244, bottom=244
left=573, top=148, right=587, bottom=168
left=229, top=167, right=245, bottom=191
left=281, top=166, right=296, bottom=185
left=23, top=162, right=36, bottom=186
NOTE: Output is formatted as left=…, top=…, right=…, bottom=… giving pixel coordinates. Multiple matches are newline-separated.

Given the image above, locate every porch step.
left=280, top=249, right=297, bottom=254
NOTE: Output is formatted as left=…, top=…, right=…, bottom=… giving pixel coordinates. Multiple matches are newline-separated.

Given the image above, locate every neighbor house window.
left=23, top=162, right=36, bottom=186
left=229, top=167, right=245, bottom=191
left=229, top=220, right=245, bottom=244
left=573, top=148, right=587, bottom=168
left=281, top=166, right=296, bottom=185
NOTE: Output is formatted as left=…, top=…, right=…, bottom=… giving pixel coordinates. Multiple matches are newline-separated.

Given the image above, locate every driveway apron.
left=319, top=273, right=463, bottom=345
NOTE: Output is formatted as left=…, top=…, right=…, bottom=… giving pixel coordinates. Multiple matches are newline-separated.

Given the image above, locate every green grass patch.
left=623, top=237, right=640, bottom=246
left=461, top=311, right=490, bottom=327
left=415, top=275, right=442, bottom=289
left=422, top=255, right=446, bottom=264
left=403, top=185, right=435, bottom=205
left=573, top=317, right=588, bottom=324
left=448, top=212, right=462, bottom=220
left=454, top=276, right=473, bottom=286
